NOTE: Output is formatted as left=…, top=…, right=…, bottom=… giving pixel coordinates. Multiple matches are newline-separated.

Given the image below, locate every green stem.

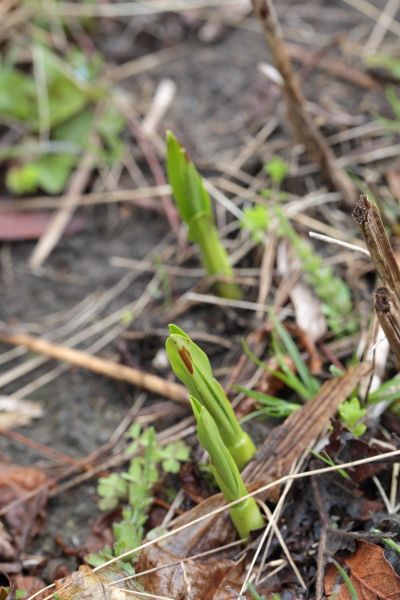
left=195, top=218, right=242, bottom=300
left=226, top=431, right=256, bottom=471
left=214, top=467, right=264, bottom=539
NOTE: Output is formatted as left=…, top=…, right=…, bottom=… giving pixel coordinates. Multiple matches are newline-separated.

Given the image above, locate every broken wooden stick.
left=251, top=0, right=357, bottom=206
left=0, top=330, right=187, bottom=404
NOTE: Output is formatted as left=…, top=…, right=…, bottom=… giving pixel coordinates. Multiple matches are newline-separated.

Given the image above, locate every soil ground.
left=0, top=0, right=395, bottom=584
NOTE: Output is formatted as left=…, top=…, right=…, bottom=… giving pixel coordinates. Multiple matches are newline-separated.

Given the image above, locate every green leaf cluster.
left=0, top=46, right=125, bottom=195
left=338, top=396, right=366, bottom=437
left=87, top=423, right=189, bottom=565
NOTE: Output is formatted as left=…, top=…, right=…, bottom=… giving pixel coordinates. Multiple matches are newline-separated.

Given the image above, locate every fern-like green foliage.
left=86, top=424, right=189, bottom=566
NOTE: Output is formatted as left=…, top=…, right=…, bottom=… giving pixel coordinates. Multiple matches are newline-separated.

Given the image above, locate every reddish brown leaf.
left=0, top=462, right=50, bottom=555
left=326, top=542, right=400, bottom=599
left=0, top=212, right=84, bottom=241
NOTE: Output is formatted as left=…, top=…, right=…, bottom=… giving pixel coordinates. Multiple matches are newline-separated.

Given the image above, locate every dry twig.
left=0, top=330, right=187, bottom=403
left=251, top=0, right=357, bottom=206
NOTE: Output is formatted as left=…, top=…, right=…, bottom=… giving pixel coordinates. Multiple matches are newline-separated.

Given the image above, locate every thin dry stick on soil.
left=251, top=0, right=357, bottom=206
left=0, top=330, right=187, bottom=403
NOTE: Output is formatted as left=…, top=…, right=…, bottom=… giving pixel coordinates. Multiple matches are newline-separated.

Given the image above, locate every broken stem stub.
left=353, top=195, right=400, bottom=301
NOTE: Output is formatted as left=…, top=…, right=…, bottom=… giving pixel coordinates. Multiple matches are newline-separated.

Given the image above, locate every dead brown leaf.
left=325, top=542, right=400, bottom=599
left=55, top=564, right=152, bottom=600
left=0, top=462, right=50, bottom=554
left=136, top=544, right=239, bottom=600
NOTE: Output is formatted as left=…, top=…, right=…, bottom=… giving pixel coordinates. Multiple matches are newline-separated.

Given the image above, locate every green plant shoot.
left=275, top=207, right=356, bottom=334
left=166, top=131, right=241, bottom=299
left=191, top=397, right=264, bottom=539
left=166, top=324, right=255, bottom=469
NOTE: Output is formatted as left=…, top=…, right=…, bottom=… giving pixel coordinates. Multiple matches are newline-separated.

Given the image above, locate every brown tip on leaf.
left=352, top=194, right=370, bottom=225
left=375, top=287, right=391, bottom=313
left=178, top=347, right=194, bottom=374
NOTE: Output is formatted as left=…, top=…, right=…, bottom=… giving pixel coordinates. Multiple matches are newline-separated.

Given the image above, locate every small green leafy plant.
left=87, top=423, right=189, bottom=566
left=240, top=205, right=270, bottom=243
left=264, top=156, right=289, bottom=186
left=191, top=397, right=264, bottom=539
left=166, top=324, right=256, bottom=469
left=338, top=396, right=366, bottom=437
left=260, top=156, right=289, bottom=200
left=166, top=131, right=241, bottom=299
left=239, top=314, right=320, bottom=420
left=239, top=316, right=370, bottom=437
left=1, top=45, right=125, bottom=195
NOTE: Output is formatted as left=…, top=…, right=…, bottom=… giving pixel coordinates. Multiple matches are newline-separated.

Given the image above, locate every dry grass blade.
left=375, top=287, right=400, bottom=364
left=0, top=330, right=187, bottom=403
left=353, top=194, right=400, bottom=298
left=251, top=0, right=357, bottom=206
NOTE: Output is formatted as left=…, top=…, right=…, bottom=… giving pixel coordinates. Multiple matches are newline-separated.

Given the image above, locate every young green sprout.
left=166, top=130, right=241, bottom=300
left=191, top=397, right=264, bottom=539
left=166, top=324, right=256, bottom=469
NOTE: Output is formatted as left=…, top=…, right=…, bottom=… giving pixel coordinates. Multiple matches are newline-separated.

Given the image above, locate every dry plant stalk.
left=0, top=330, right=187, bottom=404
left=251, top=0, right=356, bottom=206
left=375, top=287, right=400, bottom=364
left=353, top=194, right=400, bottom=363
left=353, top=195, right=400, bottom=297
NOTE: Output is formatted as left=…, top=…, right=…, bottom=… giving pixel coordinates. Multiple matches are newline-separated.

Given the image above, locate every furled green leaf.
left=166, top=131, right=211, bottom=240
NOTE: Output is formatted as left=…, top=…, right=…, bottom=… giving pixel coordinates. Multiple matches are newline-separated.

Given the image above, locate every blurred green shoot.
left=237, top=316, right=319, bottom=422
left=364, top=54, right=400, bottom=81
left=331, top=558, right=358, bottom=600
left=264, top=156, right=289, bottom=186
left=166, top=324, right=255, bottom=469
left=275, top=207, right=356, bottom=335
left=166, top=131, right=241, bottom=299
left=240, top=205, right=270, bottom=243
left=376, top=87, right=400, bottom=133
left=191, top=397, right=264, bottom=539
left=311, top=450, right=350, bottom=480
left=237, top=387, right=301, bottom=422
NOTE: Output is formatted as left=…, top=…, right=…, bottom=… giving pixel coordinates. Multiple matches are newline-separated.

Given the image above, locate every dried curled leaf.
left=325, top=542, right=400, bottom=599
left=55, top=565, right=143, bottom=600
